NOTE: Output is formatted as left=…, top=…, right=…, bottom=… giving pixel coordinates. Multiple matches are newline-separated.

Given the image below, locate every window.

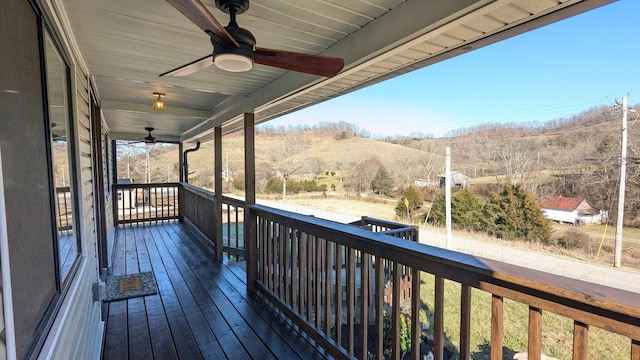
left=44, top=32, right=80, bottom=283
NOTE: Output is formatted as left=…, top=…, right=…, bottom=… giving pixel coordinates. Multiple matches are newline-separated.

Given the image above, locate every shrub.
left=383, top=312, right=412, bottom=357
left=395, top=186, right=423, bottom=218
left=232, top=178, right=245, bottom=191
left=264, top=178, right=282, bottom=194
left=556, top=229, right=590, bottom=249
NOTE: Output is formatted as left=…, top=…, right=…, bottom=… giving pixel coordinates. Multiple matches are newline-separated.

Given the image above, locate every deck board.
left=102, top=221, right=324, bottom=360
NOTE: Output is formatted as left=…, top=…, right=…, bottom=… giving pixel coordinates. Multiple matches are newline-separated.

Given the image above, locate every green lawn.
left=418, top=273, right=631, bottom=360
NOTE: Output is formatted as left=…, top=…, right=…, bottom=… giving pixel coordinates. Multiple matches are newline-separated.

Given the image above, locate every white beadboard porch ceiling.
left=57, top=0, right=613, bottom=143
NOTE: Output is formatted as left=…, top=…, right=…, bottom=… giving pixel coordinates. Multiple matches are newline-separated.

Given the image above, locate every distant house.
left=413, top=178, right=430, bottom=187
left=541, top=196, right=607, bottom=225
left=439, top=172, right=470, bottom=189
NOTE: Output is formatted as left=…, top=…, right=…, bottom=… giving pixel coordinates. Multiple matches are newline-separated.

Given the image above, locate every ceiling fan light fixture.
left=214, top=53, right=253, bottom=72
left=153, top=92, right=166, bottom=110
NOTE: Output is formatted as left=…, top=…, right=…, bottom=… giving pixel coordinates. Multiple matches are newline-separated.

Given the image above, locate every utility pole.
left=614, top=95, right=628, bottom=268
left=445, top=147, right=452, bottom=250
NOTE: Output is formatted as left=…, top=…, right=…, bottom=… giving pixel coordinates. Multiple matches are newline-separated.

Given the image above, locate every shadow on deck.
left=102, top=221, right=324, bottom=360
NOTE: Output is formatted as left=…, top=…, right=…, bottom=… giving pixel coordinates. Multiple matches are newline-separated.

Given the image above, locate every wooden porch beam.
left=244, top=113, right=258, bottom=292
left=214, top=126, right=223, bottom=261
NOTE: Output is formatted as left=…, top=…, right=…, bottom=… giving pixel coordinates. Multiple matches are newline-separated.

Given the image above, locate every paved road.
left=418, top=228, right=640, bottom=294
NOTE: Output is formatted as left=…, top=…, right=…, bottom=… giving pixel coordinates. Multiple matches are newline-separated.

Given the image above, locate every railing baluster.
left=491, top=295, right=504, bottom=360
left=335, top=243, right=343, bottom=346
left=299, top=231, right=307, bottom=316
left=266, top=220, right=273, bottom=290
left=359, top=253, right=370, bottom=360
left=279, top=224, right=285, bottom=299
left=411, top=267, right=420, bottom=360
left=325, top=239, right=332, bottom=335
left=572, top=321, right=588, bottom=360
left=307, top=234, right=314, bottom=321
left=528, top=306, right=542, bottom=360
left=460, top=284, right=472, bottom=359
left=434, top=276, right=444, bottom=360
left=375, top=256, right=384, bottom=360
left=153, top=186, right=157, bottom=222
left=261, top=218, right=266, bottom=284
left=392, top=261, right=400, bottom=360
left=347, top=247, right=355, bottom=355
left=315, top=235, right=322, bottom=328
left=292, top=229, right=299, bottom=310
left=284, top=226, right=290, bottom=305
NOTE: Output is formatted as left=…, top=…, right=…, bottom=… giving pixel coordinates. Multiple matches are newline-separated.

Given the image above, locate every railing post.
left=528, top=306, right=542, bottom=360
left=244, top=113, right=258, bottom=293
left=214, top=126, right=223, bottom=261
left=491, top=295, right=504, bottom=360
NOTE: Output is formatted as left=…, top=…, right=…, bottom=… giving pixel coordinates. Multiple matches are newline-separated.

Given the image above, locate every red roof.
left=541, top=196, right=599, bottom=214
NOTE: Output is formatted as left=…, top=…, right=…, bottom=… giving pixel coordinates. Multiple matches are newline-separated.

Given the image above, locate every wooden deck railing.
left=179, top=183, right=246, bottom=260
left=249, top=204, right=640, bottom=360
left=350, top=216, right=419, bottom=241
left=55, top=186, right=73, bottom=233
left=113, top=183, right=179, bottom=224
left=115, top=183, right=640, bottom=359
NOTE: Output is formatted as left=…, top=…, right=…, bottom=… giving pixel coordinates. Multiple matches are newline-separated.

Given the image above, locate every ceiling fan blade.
left=166, top=0, right=238, bottom=46
left=160, top=54, right=214, bottom=77
left=254, top=47, right=344, bottom=77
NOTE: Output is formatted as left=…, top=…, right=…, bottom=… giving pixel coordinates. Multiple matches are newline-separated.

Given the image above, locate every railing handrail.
left=113, top=182, right=180, bottom=190
left=250, top=203, right=639, bottom=339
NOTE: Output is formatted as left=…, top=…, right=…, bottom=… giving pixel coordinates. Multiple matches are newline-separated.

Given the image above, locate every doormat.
left=104, top=272, right=157, bottom=302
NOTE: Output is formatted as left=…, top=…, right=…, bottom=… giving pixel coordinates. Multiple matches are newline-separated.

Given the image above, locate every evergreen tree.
left=371, top=165, right=393, bottom=196
left=483, top=183, right=552, bottom=242
left=451, top=189, right=485, bottom=231
left=424, top=189, right=484, bottom=229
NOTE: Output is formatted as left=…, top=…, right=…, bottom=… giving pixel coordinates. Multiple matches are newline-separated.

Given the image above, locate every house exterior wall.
left=38, top=63, right=104, bottom=360
left=543, top=208, right=578, bottom=224
left=1, top=0, right=104, bottom=358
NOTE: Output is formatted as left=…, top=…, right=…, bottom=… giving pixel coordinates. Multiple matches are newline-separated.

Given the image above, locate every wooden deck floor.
left=102, top=221, right=325, bottom=360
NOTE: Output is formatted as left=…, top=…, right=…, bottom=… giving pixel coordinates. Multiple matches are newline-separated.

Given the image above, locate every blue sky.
left=265, top=0, right=639, bottom=138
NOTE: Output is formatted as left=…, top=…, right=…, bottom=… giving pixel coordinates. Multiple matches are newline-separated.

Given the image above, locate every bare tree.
left=269, top=133, right=309, bottom=201
left=492, top=140, right=536, bottom=185
left=305, top=157, right=325, bottom=181
left=347, top=157, right=382, bottom=193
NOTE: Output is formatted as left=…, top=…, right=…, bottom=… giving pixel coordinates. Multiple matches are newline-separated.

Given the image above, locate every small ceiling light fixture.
left=153, top=92, right=166, bottom=110
left=214, top=53, right=253, bottom=72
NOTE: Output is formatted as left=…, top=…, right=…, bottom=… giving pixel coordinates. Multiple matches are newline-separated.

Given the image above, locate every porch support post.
left=244, top=113, right=258, bottom=292
left=214, top=126, right=223, bottom=261
left=178, top=142, right=184, bottom=221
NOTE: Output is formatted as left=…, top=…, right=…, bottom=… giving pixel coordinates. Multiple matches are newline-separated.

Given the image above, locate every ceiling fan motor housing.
left=211, top=25, right=256, bottom=61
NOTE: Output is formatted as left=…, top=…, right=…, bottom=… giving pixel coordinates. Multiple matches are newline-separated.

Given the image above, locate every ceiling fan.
left=160, top=0, right=344, bottom=78
left=143, top=127, right=156, bottom=143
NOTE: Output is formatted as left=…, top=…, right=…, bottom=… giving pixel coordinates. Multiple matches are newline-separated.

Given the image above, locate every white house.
left=541, top=196, right=606, bottom=225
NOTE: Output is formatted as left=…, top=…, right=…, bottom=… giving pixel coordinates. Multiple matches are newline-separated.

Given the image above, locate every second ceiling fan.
left=161, top=0, right=344, bottom=78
